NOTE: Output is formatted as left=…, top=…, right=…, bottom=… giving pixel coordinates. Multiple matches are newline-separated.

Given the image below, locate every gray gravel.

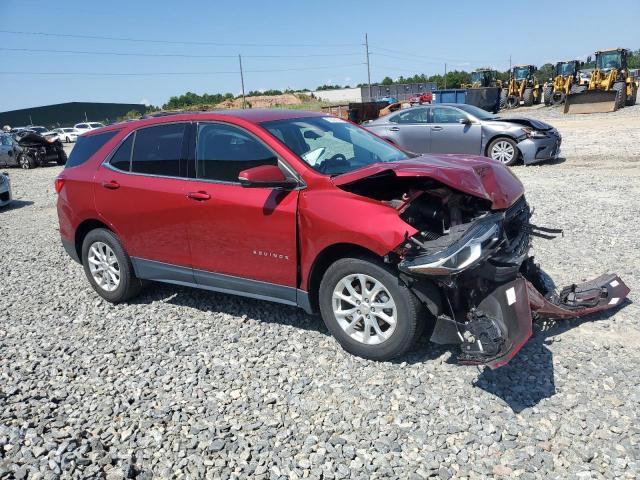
left=1, top=110, right=639, bottom=479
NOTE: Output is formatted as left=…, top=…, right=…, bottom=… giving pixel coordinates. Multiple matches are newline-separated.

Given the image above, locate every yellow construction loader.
left=543, top=60, right=584, bottom=106
left=501, top=65, right=542, bottom=109
left=462, top=69, right=502, bottom=89
left=564, top=48, right=638, bottom=114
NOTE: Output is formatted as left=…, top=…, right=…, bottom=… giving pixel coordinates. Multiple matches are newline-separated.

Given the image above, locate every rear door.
left=377, top=107, right=431, bottom=153
left=183, top=121, right=299, bottom=296
left=429, top=106, right=482, bottom=154
left=93, top=123, right=194, bottom=279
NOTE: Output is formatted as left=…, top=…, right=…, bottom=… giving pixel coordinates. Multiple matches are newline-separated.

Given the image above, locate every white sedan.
left=50, top=128, right=79, bottom=143
left=74, top=122, right=106, bottom=134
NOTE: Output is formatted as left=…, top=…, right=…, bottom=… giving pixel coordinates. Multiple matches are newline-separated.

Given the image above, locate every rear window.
left=66, top=130, right=118, bottom=168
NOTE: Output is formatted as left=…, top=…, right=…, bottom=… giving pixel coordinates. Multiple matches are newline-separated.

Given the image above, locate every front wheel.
left=319, top=257, right=424, bottom=361
left=82, top=228, right=143, bottom=303
left=488, top=137, right=519, bottom=166
left=19, top=154, right=35, bottom=169
left=612, top=81, right=627, bottom=110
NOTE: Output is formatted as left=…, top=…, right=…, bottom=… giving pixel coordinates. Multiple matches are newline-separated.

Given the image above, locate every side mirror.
left=303, top=129, right=322, bottom=140
left=458, top=117, right=472, bottom=125
left=238, top=164, right=298, bottom=189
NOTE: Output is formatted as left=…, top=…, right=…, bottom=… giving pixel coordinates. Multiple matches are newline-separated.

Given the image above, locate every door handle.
left=431, top=126, right=443, bottom=131
left=389, top=127, right=400, bottom=131
left=102, top=180, right=120, bottom=190
left=187, top=191, right=211, bottom=201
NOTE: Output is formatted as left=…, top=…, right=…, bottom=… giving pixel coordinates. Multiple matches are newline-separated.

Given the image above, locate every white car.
left=0, top=171, right=12, bottom=208
left=50, top=128, right=79, bottom=143
left=74, top=122, right=106, bottom=134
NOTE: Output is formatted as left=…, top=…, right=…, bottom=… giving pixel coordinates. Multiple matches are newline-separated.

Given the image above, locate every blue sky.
left=1, top=0, right=639, bottom=111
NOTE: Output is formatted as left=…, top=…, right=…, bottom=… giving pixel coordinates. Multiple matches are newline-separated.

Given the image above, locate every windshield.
left=557, top=63, right=576, bottom=76
left=261, top=116, right=409, bottom=176
left=513, top=67, right=530, bottom=80
left=471, top=71, right=491, bottom=85
left=454, top=104, right=496, bottom=120
left=596, top=52, right=622, bottom=70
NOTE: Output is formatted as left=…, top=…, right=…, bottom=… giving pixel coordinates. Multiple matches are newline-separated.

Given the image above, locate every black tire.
left=18, top=153, right=35, bottom=169
left=543, top=85, right=552, bottom=105
left=319, top=257, right=424, bottom=361
left=523, top=88, right=534, bottom=106
left=626, top=83, right=637, bottom=106
left=81, top=228, right=143, bottom=303
left=487, top=136, right=519, bottom=166
left=506, top=95, right=519, bottom=109
left=65, top=136, right=70, bottom=143
left=612, top=81, right=626, bottom=110
left=56, top=147, right=67, bottom=166
left=499, top=88, right=508, bottom=110
left=570, top=84, right=587, bottom=94
left=551, top=91, right=566, bottom=105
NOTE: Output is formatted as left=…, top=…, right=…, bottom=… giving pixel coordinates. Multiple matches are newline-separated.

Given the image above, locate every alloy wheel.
left=332, top=273, right=397, bottom=345
left=88, top=241, right=121, bottom=292
left=491, top=141, right=515, bottom=163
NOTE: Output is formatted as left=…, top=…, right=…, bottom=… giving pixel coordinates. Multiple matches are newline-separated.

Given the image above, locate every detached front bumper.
left=0, top=175, right=12, bottom=207
left=517, top=129, right=562, bottom=165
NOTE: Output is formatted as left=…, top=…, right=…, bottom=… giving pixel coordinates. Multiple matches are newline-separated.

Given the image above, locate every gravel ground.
left=1, top=109, right=639, bottom=479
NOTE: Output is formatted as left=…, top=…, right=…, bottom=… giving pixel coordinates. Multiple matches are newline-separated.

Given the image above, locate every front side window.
left=389, top=108, right=429, bottom=124
left=262, top=116, right=409, bottom=176
left=76, top=124, right=88, bottom=129
left=131, top=123, right=186, bottom=177
left=1, top=135, right=12, bottom=146
left=196, top=123, right=278, bottom=182
left=431, top=107, right=467, bottom=124
left=596, top=52, right=622, bottom=70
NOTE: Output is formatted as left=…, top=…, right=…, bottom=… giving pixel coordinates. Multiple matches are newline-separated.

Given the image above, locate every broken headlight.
left=522, top=127, right=547, bottom=139
left=401, top=216, right=502, bottom=275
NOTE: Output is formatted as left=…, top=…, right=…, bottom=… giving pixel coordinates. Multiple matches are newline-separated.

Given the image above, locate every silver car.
left=365, top=103, right=561, bottom=166
left=0, top=171, right=11, bottom=208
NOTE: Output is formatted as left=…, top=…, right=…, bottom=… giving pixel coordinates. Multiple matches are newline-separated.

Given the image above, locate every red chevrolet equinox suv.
left=56, top=109, right=628, bottom=368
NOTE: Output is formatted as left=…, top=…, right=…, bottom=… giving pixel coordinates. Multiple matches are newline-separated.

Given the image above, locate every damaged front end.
left=334, top=157, right=629, bottom=368
left=394, top=192, right=629, bottom=368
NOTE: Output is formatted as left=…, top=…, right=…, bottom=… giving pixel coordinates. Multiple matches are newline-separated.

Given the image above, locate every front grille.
left=501, top=196, right=530, bottom=257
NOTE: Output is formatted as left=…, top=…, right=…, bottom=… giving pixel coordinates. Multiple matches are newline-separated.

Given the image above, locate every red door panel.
left=93, top=167, right=192, bottom=268
left=185, top=181, right=298, bottom=286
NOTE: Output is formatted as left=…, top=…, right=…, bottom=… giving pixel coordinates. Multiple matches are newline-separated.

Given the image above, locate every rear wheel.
left=612, top=81, right=627, bottom=109
left=319, top=257, right=424, bottom=361
left=506, top=95, right=519, bottom=108
left=543, top=85, right=552, bottom=105
left=488, top=137, right=519, bottom=166
left=56, top=147, right=68, bottom=166
left=523, top=88, right=534, bottom=106
left=81, top=228, right=143, bottom=303
left=551, top=91, right=566, bottom=105
left=499, top=88, right=508, bottom=110
left=65, top=136, right=70, bottom=143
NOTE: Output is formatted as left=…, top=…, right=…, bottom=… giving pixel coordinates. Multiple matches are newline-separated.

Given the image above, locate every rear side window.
left=131, top=123, right=186, bottom=177
left=66, top=130, right=118, bottom=168
left=109, top=134, right=134, bottom=171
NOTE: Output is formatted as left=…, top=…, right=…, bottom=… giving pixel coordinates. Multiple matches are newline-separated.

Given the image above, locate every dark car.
left=0, top=133, right=27, bottom=168
left=55, top=110, right=628, bottom=368
left=11, top=130, right=67, bottom=169
left=365, top=104, right=561, bottom=166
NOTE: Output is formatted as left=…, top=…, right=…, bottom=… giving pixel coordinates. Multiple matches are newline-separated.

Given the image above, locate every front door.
left=184, top=122, right=299, bottom=300
left=429, top=106, right=482, bottom=154
left=0, top=135, right=16, bottom=167
left=93, top=123, right=193, bottom=280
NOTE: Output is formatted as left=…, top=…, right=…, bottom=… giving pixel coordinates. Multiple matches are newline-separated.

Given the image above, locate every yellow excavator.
left=543, top=60, right=583, bottom=106
left=564, top=48, right=638, bottom=114
left=501, top=65, right=542, bottom=109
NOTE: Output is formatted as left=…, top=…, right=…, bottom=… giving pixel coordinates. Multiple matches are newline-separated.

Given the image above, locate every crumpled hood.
left=332, top=154, right=524, bottom=210
left=490, top=116, right=554, bottom=131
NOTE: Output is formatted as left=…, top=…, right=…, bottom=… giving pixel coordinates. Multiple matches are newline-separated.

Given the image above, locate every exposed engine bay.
left=340, top=173, right=630, bottom=368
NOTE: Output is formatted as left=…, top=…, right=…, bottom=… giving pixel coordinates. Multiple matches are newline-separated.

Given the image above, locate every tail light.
left=54, top=177, right=65, bottom=193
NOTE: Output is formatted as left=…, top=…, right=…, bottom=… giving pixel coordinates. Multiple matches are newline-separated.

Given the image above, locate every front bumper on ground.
left=517, top=129, right=562, bottom=165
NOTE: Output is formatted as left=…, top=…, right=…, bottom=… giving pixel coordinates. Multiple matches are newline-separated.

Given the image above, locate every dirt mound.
left=216, top=93, right=303, bottom=109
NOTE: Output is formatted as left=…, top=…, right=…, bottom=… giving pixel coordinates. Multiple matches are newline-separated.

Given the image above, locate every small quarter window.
left=109, top=134, right=134, bottom=171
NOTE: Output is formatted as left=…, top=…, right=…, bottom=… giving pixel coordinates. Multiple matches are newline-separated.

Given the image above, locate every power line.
left=0, top=63, right=365, bottom=76
left=0, top=29, right=362, bottom=48
left=371, top=45, right=506, bottom=65
left=0, top=47, right=364, bottom=59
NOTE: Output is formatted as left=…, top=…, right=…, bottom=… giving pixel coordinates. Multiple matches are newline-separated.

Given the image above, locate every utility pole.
left=509, top=55, right=512, bottom=78
left=238, top=54, right=246, bottom=109
left=444, top=63, right=447, bottom=89
left=365, top=33, right=372, bottom=101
